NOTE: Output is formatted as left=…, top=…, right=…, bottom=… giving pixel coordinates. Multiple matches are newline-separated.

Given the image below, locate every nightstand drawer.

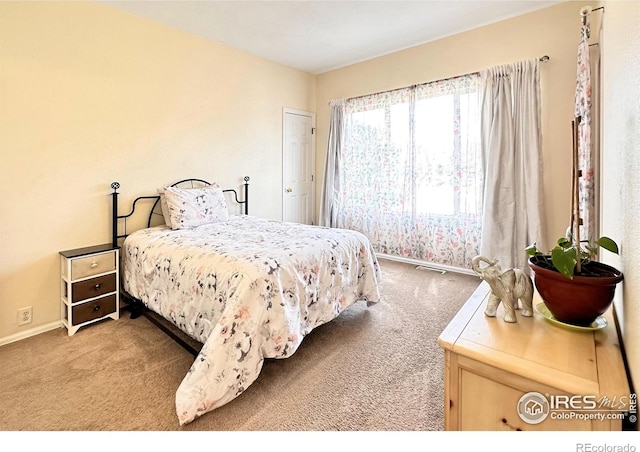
left=71, top=273, right=116, bottom=302
left=70, top=252, right=116, bottom=279
left=71, top=294, right=117, bottom=326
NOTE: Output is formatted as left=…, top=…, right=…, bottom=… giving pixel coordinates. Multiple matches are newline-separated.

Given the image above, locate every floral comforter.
left=122, top=215, right=381, bottom=425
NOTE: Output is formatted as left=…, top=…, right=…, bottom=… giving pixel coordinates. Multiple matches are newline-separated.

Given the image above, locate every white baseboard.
left=376, top=253, right=477, bottom=276
left=0, top=321, right=62, bottom=347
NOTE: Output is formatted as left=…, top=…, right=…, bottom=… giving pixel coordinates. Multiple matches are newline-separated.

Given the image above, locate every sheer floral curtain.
left=335, top=74, right=483, bottom=270
left=575, top=13, right=595, bottom=241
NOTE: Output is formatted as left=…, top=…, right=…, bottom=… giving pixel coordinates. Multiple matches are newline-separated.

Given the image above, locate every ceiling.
left=100, top=1, right=564, bottom=74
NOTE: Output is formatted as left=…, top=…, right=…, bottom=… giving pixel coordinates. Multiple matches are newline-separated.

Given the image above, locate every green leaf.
left=551, top=246, right=577, bottom=279
left=557, top=237, right=571, bottom=249
left=597, top=236, right=619, bottom=254
left=525, top=243, right=540, bottom=256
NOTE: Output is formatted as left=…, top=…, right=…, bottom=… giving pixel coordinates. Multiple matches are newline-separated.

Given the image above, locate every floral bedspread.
left=122, top=215, right=381, bottom=425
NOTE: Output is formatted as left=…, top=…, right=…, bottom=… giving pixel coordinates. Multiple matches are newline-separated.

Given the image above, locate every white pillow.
left=163, top=185, right=229, bottom=229
left=157, top=189, right=173, bottom=228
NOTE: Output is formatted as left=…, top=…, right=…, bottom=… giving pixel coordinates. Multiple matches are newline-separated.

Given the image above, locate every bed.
left=111, top=178, right=382, bottom=425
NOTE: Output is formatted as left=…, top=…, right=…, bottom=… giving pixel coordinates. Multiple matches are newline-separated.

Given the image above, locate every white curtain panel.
left=479, top=59, right=545, bottom=272
left=319, top=99, right=345, bottom=227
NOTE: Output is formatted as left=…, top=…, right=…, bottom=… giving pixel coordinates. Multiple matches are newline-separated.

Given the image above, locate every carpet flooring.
left=0, top=258, right=480, bottom=431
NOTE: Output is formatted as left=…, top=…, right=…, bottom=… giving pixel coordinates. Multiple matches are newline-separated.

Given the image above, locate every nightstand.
left=60, top=244, right=120, bottom=336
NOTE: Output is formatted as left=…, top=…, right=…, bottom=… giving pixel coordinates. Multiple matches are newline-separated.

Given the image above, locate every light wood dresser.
left=438, top=281, right=635, bottom=431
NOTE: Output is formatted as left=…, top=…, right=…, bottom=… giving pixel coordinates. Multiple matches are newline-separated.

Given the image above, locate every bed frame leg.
left=120, top=290, right=142, bottom=319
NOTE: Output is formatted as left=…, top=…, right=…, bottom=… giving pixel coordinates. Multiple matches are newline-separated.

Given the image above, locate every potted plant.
left=525, top=117, right=623, bottom=326
left=525, top=235, right=623, bottom=326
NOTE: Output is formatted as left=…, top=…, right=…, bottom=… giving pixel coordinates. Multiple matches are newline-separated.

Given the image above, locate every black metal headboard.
left=110, top=176, right=250, bottom=247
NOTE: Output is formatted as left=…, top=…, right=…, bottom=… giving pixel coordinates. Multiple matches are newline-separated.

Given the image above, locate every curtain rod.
left=581, top=5, right=604, bottom=25
left=581, top=5, right=604, bottom=16
left=331, top=55, right=550, bottom=104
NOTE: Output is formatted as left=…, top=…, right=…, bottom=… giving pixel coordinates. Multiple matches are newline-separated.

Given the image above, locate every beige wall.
left=0, top=2, right=315, bottom=341
left=601, top=0, right=639, bottom=394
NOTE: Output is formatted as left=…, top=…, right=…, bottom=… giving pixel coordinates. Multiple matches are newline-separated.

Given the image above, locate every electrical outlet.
left=18, top=307, right=32, bottom=326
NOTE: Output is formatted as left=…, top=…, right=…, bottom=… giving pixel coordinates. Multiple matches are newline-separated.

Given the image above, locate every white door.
left=283, top=109, right=315, bottom=224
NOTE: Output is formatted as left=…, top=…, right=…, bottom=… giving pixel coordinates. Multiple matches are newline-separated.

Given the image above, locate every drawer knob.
left=94, top=284, right=101, bottom=290
left=93, top=305, right=101, bottom=312
left=90, top=262, right=98, bottom=269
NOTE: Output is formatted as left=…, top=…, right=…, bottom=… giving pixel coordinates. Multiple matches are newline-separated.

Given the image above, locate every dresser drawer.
left=71, top=294, right=117, bottom=326
left=71, top=273, right=116, bottom=302
left=70, top=252, right=116, bottom=280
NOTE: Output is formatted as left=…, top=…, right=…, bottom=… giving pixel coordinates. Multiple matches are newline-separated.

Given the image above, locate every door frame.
left=282, top=107, right=316, bottom=223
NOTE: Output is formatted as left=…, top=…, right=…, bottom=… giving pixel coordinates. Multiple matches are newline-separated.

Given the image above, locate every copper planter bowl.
left=528, top=256, right=623, bottom=326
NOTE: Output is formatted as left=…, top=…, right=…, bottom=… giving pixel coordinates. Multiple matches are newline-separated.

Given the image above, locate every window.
left=337, top=74, right=482, bottom=269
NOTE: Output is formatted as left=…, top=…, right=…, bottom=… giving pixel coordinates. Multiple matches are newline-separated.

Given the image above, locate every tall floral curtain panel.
left=336, top=74, right=483, bottom=269
left=575, top=14, right=595, bottom=240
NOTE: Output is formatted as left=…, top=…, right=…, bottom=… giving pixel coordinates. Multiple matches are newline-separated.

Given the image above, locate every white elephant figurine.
left=471, top=256, right=534, bottom=323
